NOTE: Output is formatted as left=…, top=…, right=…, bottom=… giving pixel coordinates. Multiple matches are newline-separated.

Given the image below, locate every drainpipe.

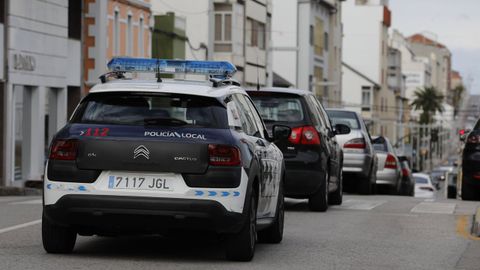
left=2, top=0, right=10, bottom=187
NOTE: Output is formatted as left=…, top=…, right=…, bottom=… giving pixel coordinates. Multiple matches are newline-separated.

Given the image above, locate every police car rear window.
left=72, top=92, right=228, bottom=128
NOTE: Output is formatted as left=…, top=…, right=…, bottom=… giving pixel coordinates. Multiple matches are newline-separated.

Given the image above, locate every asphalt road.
left=1, top=192, right=480, bottom=270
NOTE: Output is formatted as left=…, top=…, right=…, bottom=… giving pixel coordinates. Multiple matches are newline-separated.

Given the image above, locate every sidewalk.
left=0, top=186, right=42, bottom=196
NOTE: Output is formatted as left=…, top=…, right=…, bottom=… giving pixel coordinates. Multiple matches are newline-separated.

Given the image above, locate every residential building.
left=451, top=70, right=463, bottom=89
left=151, top=0, right=272, bottom=87
left=342, top=0, right=396, bottom=138
left=83, top=0, right=152, bottom=91
left=407, top=33, right=451, bottom=102
left=1, top=0, right=82, bottom=186
left=271, top=0, right=344, bottom=107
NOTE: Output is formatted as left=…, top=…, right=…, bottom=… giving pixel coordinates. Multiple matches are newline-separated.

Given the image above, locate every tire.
left=447, top=186, right=456, bottom=199
left=329, top=170, right=343, bottom=205
left=258, top=182, right=284, bottom=244
left=309, top=169, right=329, bottom=212
left=461, top=182, right=477, bottom=201
left=42, top=212, right=76, bottom=254
left=225, top=189, right=257, bottom=261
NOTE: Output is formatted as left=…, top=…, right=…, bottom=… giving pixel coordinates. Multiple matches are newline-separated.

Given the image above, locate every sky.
left=389, top=0, right=480, bottom=94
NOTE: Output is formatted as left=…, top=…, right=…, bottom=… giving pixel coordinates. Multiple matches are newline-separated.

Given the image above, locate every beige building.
left=83, top=0, right=152, bottom=92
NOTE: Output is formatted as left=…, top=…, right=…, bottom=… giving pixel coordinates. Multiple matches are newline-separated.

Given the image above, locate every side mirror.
left=272, top=125, right=291, bottom=142
left=334, top=124, right=351, bottom=135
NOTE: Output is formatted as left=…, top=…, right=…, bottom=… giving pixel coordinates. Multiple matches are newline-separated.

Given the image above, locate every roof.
left=342, top=62, right=380, bottom=89
left=451, top=70, right=462, bottom=80
left=246, top=87, right=311, bottom=96
left=407, top=34, right=446, bottom=49
left=89, top=79, right=246, bottom=98
left=272, top=72, right=293, bottom=88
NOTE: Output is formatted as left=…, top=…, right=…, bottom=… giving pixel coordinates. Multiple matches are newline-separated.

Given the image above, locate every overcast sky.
left=389, top=0, right=480, bottom=94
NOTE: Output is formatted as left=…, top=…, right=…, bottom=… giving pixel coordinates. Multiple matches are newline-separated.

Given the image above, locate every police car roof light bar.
left=107, top=57, right=237, bottom=79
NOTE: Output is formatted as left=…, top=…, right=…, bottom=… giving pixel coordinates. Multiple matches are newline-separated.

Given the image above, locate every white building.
left=151, top=0, right=272, bottom=87
left=271, top=0, right=343, bottom=107
left=342, top=0, right=396, bottom=138
left=1, top=0, right=82, bottom=186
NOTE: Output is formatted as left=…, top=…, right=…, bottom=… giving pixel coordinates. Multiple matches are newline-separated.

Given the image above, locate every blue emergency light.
left=107, top=57, right=237, bottom=78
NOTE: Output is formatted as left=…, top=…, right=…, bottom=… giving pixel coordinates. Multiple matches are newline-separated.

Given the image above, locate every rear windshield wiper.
left=144, top=118, right=188, bottom=126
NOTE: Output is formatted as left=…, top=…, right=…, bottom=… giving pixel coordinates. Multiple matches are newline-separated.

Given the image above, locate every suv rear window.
left=72, top=92, right=228, bottom=128
left=249, top=94, right=305, bottom=123
left=326, top=110, right=360, bottom=130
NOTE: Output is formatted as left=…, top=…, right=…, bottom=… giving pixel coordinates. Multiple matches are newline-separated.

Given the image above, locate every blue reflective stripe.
left=208, top=191, right=217, bottom=196
left=108, top=176, right=114, bottom=189
left=195, top=190, right=204, bottom=196
left=233, top=191, right=240, bottom=197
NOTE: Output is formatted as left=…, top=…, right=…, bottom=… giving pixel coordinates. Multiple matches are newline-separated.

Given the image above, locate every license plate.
left=108, top=175, right=174, bottom=191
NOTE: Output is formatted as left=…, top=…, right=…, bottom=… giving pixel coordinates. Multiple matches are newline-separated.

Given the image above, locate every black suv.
left=248, top=88, right=350, bottom=212
left=460, top=119, right=480, bottom=200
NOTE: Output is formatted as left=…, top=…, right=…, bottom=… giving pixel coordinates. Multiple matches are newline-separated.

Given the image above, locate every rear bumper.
left=376, top=169, right=399, bottom=186
left=43, top=195, right=245, bottom=234
left=284, top=168, right=323, bottom=197
left=342, top=152, right=371, bottom=178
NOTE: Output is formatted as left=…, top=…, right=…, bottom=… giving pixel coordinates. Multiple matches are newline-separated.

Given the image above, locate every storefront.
left=2, top=0, right=81, bottom=186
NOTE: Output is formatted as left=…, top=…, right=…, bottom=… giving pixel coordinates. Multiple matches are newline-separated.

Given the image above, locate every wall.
left=0, top=24, right=3, bottom=81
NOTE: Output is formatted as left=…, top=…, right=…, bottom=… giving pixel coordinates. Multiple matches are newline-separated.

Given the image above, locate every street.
left=1, top=192, right=480, bottom=270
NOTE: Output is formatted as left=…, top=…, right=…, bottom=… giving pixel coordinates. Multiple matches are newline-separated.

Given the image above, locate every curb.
left=0, top=187, right=42, bottom=196
left=472, top=207, right=480, bottom=237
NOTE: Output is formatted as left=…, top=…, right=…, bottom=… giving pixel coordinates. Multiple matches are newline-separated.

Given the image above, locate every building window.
left=247, top=18, right=265, bottom=50
left=114, top=10, right=119, bottom=55
left=361, top=86, right=371, bottom=111
left=214, top=3, right=232, bottom=52
left=324, top=32, right=328, bottom=51
left=127, top=14, right=132, bottom=56
left=139, top=17, right=144, bottom=57
left=0, top=0, right=4, bottom=23
left=314, top=17, right=324, bottom=56
left=68, top=0, right=81, bottom=40
left=309, top=25, right=314, bottom=46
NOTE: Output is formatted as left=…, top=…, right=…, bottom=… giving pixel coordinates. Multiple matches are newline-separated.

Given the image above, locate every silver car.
left=372, top=136, right=402, bottom=194
left=326, top=109, right=377, bottom=195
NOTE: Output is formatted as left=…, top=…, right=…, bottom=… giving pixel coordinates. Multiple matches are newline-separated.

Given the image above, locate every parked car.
left=371, top=136, right=402, bottom=194
left=398, top=156, right=414, bottom=196
left=43, top=58, right=289, bottom=261
left=248, top=88, right=351, bottom=212
left=326, top=109, right=377, bottom=195
left=460, top=119, right=480, bottom=200
left=413, top=173, right=436, bottom=199
left=429, top=169, right=444, bottom=190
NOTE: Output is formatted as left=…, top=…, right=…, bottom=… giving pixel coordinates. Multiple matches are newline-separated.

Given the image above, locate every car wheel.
left=258, top=181, right=284, bottom=244
left=309, top=169, right=329, bottom=212
left=225, top=189, right=257, bottom=261
left=329, top=170, right=343, bottom=205
left=461, top=182, right=477, bottom=201
left=42, top=212, right=76, bottom=254
left=447, top=186, right=456, bottom=199
left=358, top=171, right=372, bottom=195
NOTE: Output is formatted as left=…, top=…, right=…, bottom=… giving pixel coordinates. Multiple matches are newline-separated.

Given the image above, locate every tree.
left=410, top=86, right=444, bottom=124
left=452, top=84, right=465, bottom=118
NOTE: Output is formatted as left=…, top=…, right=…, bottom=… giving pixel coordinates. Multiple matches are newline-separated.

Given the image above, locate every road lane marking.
left=0, top=220, right=41, bottom=234
left=456, top=215, right=480, bottom=241
left=8, top=199, right=42, bottom=205
left=411, top=202, right=456, bottom=214
left=332, top=199, right=386, bottom=210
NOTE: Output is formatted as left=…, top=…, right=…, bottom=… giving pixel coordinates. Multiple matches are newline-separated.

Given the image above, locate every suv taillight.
left=208, top=144, right=241, bottom=166
left=385, top=154, right=397, bottom=169
left=288, top=126, right=320, bottom=145
left=401, top=168, right=409, bottom=177
left=344, top=138, right=366, bottom=149
left=49, top=139, right=78, bottom=160
left=467, top=134, right=480, bottom=144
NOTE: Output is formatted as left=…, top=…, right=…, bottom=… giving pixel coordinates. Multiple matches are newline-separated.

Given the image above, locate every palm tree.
left=411, top=86, right=444, bottom=124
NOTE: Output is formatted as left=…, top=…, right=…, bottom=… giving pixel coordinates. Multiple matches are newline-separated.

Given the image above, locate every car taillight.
left=385, top=154, right=397, bottom=169
left=401, top=168, right=409, bottom=177
left=208, top=144, right=241, bottom=166
left=49, top=139, right=78, bottom=160
left=473, top=172, right=480, bottom=180
left=467, top=134, right=480, bottom=144
left=420, top=186, right=434, bottom=192
left=344, top=138, right=366, bottom=149
left=288, top=126, right=320, bottom=145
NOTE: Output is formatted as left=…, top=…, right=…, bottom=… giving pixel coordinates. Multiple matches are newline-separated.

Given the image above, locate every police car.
left=42, top=58, right=290, bottom=261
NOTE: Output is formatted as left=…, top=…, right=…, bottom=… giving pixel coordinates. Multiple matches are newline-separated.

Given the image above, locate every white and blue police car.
left=42, top=58, right=290, bottom=261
